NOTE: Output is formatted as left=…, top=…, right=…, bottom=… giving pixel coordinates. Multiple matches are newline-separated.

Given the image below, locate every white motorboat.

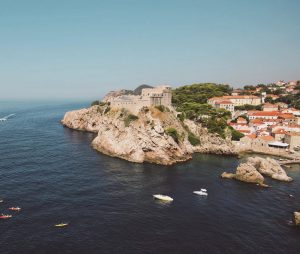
left=193, top=191, right=208, bottom=196
left=153, top=194, right=173, bottom=202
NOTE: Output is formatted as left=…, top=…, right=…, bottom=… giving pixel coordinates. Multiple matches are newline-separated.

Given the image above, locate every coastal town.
left=208, top=80, right=300, bottom=157
left=101, top=80, right=300, bottom=159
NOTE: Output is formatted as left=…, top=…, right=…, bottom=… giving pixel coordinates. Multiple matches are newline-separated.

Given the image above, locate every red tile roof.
left=215, top=100, right=233, bottom=105
left=248, top=111, right=280, bottom=117
left=259, top=136, right=275, bottom=141
left=239, top=130, right=251, bottom=133
left=279, top=113, right=295, bottom=119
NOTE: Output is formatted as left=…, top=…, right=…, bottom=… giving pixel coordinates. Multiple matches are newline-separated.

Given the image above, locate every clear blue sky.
left=0, top=0, right=299, bottom=100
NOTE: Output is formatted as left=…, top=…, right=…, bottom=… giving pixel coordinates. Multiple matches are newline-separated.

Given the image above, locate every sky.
left=0, top=0, right=299, bottom=100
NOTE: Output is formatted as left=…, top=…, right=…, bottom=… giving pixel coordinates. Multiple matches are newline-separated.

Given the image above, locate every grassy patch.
left=165, top=127, right=179, bottom=143
left=188, top=131, right=200, bottom=146
left=124, top=114, right=139, bottom=127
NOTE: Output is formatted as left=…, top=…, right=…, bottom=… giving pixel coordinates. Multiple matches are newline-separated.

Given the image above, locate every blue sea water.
left=0, top=101, right=300, bottom=254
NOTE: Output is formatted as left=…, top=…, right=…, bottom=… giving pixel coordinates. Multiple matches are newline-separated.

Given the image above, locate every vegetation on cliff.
left=165, top=127, right=179, bottom=143
left=172, top=83, right=242, bottom=139
left=124, top=114, right=139, bottom=127
left=172, top=83, right=231, bottom=105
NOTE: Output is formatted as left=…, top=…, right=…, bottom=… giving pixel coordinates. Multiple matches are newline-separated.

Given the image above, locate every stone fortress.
left=104, top=85, right=172, bottom=114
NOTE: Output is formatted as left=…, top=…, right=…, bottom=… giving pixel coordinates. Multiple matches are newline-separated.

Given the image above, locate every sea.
left=0, top=101, right=300, bottom=254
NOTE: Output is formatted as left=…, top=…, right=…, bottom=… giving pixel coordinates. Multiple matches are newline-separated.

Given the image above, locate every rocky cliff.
left=61, top=105, right=236, bottom=165
left=221, top=156, right=293, bottom=186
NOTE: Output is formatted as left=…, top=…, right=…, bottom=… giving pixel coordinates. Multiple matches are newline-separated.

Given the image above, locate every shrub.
left=124, top=114, right=139, bottom=127
left=178, top=112, right=185, bottom=121
left=104, top=106, right=110, bottom=114
left=91, top=100, right=100, bottom=106
left=155, top=105, right=165, bottom=112
left=188, top=131, right=200, bottom=146
left=229, top=126, right=244, bottom=141
left=166, top=127, right=179, bottom=143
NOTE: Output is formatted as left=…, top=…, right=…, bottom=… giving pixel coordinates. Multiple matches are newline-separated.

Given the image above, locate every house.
left=263, top=103, right=278, bottom=112
left=229, top=122, right=254, bottom=134
left=278, top=113, right=296, bottom=124
left=215, top=100, right=234, bottom=114
left=275, top=102, right=288, bottom=109
left=248, top=111, right=280, bottom=120
left=271, top=129, right=286, bottom=142
left=281, top=108, right=300, bottom=117
left=284, top=132, right=300, bottom=150
left=237, top=117, right=247, bottom=124
left=208, top=95, right=261, bottom=107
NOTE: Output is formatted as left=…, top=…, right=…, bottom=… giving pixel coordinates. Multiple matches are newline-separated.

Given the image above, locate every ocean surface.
left=0, top=101, right=300, bottom=254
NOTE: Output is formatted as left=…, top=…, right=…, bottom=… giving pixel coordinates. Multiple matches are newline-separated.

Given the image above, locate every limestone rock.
left=61, top=106, right=103, bottom=132
left=184, top=119, right=237, bottom=155
left=221, top=172, right=235, bottom=179
left=294, top=212, right=300, bottom=226
left=234, top=162, right=265, bottom=184
left=221, top=156, right=292, bottom=186
left=62, top=105, right=236, bottom=165
left=247, top=157, right=293, bottom=182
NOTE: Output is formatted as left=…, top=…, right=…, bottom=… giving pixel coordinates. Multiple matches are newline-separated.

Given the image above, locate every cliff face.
left=61, top=105, right=236, bottom=165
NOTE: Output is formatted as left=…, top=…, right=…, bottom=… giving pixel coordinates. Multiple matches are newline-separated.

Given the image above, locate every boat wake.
left=0, top=114, right=15, bottom=122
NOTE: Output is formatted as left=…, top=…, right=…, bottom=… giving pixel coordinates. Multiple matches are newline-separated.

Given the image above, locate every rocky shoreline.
left=61, top=105, right=237, bottom=165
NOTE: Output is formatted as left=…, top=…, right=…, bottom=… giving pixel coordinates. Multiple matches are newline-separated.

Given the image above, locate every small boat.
left=153, top=194, right=173, bottom=202
left=9, top=207, right=21, bottom=211
left=289, top=194, right=294, bottom=198
left=193, top=191, right=208, bottom=196
left=200, top=189, right=207, bottom=192
left=0, top=214, right=12, bottom=219
left=0, top=200, right=3, bottom=203
left=55, top=223, right=68, bottom=227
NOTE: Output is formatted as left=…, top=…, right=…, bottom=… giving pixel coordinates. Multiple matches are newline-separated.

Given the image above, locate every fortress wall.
left=108, top=85, right=172, bottom=114
left=111, top=97, right=151, bottom=114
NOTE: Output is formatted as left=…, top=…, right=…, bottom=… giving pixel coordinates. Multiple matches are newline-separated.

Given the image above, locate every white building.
left=208, top=95, right=261, bottom=108
left=215, top=100, right=235, bottom=114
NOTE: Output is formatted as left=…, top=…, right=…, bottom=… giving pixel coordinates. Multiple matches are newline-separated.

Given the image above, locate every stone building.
left=215, top=100, right=235, bottom=114
left=208, top=95, right=261, bottom=107
left=284, top=132, right=300, bottom=150
left=106, top=86, right=172, bottom=114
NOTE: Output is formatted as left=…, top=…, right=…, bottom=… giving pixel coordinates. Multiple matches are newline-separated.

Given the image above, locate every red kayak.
left=9, top=207, right=21, bottom=211
left=0, top=214, right=12, bottom=219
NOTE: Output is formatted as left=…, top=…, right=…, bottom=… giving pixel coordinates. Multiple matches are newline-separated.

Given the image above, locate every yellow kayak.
left=55, top=223, right=68, bottom=227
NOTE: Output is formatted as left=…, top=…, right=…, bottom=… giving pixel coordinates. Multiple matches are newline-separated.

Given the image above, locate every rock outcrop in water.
left=221, top=156, right=292, bottom=186
left=294, top=212, right=300, bottom=226
left=247, top=157, right=292, bottom=182
left=61, top=105, right=236, bottom=165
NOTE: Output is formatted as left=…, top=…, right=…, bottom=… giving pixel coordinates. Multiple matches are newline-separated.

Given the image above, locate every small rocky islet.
left=221, top=156, right=293, bottom=186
